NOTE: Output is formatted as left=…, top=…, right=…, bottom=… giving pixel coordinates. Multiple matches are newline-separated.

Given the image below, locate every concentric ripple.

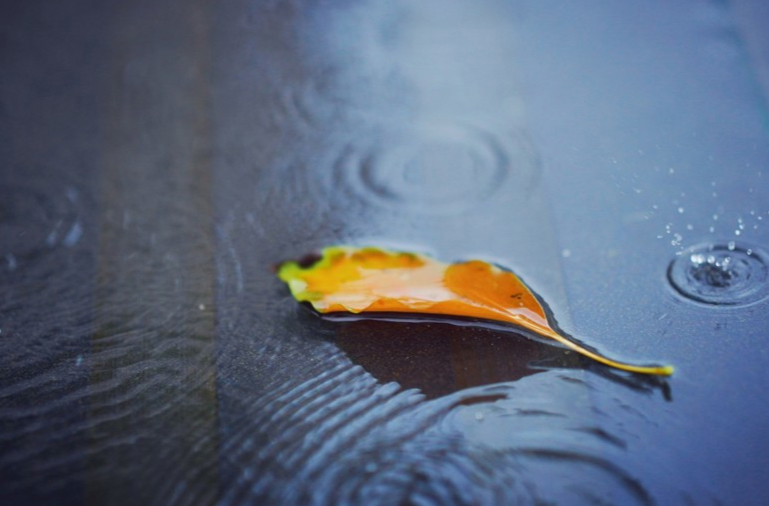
left=334, top=124, right=536, bottom=216
left=668, top=242, right=769, bottom=306
left=216, top=370, right=671, bottom=506
left=0, top=181, right=84, bottom=270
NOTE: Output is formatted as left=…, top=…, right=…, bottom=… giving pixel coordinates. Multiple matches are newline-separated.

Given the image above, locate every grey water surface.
left=2, top=1, right=769, bottom=505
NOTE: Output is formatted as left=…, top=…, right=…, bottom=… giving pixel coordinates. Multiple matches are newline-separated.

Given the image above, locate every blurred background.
left=2, top=1, right=768, bottom=504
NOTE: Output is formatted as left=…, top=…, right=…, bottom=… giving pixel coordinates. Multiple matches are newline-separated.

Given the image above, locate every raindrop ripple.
left=668, top=242, right=769, bottom=306
left=334, top=124, right=536, bottom=216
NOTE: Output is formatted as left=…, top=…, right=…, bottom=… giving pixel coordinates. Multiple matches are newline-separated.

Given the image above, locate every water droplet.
left=668, top=242, right=769, bottom=306
left=561, top=248, right=571, bottom=258
left=678, top=207, right=684, bottom=214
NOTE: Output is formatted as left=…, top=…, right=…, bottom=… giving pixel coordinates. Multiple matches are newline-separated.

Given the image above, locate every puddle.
left=6, top=0, right=765, bottom=504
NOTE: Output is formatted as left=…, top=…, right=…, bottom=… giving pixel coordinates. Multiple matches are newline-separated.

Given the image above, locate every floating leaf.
left=278, top=246, right=674, bottom=376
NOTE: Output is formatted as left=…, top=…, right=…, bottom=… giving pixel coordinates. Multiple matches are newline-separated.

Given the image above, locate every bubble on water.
left=668, top=242, right=769, bottom=306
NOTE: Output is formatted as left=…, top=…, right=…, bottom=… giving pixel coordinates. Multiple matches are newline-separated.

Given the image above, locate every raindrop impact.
left=334, top=123, right=536, bottom=216
left=667, top=242, right=769, bottom=306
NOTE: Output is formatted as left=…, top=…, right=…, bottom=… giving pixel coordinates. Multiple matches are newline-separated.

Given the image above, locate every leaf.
left=278, top=246, right=674, bottom=376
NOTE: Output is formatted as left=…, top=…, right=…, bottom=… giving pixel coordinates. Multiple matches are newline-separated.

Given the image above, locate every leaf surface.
left=278, top=246, right=673, bottom=376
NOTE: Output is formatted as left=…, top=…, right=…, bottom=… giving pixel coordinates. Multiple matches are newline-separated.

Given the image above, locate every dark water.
left=2, top=1, right=769, bottom=505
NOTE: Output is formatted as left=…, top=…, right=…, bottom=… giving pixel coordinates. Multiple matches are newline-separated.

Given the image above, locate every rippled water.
left=3, top=0, right=769, bottom=505
left=213, top=336, right=678, bottom=506
left=332, top=123, right=535, bottom=216
left=209, top=0, right=684, bottom=500
left=1, top=164, right=97, bottom=502
left=668, top=242, right=769, bottom=306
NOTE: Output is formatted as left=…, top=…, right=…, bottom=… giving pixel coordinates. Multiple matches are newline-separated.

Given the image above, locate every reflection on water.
left=333, top=316, right=672, bottom=400
left=336, top=320, right=550, bottom=398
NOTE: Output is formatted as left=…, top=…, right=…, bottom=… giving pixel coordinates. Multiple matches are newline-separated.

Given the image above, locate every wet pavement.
left=2, top=1, right=769, bottom=505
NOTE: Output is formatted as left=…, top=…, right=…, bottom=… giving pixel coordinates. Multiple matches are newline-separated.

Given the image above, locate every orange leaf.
left=278, top=246, right=673, bottom=376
